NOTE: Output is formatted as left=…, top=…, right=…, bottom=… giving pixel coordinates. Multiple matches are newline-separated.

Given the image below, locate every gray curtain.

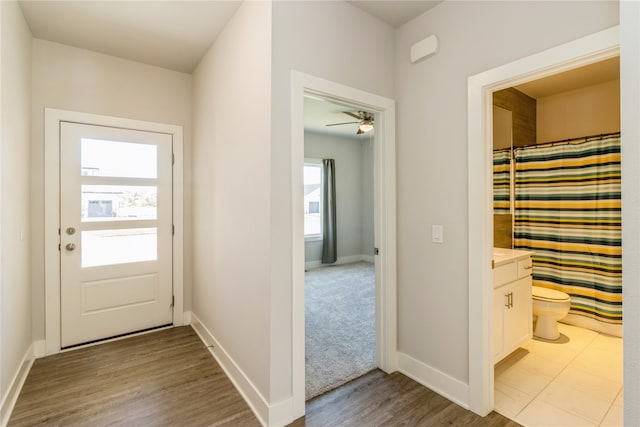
left=321, top=159, right=337, bottom=264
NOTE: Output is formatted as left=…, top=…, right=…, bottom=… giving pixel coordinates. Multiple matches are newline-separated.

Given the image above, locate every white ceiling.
left=18, top=0, right=243, bottom=73
left=304, top=96, right=371, bottom=139
left=346, top=0, right=443, bottom=27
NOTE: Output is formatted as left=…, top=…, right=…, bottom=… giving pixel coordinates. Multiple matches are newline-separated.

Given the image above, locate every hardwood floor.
left=8, top=327, right=259, bottom=426
left=9, top=326, right=520, bottom=426
left=292, top=370, right=521, bottom=427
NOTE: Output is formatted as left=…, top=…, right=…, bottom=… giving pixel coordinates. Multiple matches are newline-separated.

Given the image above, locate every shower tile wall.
left=493, top=88, right=536, bottom=248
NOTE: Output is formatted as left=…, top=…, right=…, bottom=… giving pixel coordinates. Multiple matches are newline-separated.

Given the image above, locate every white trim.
left=304, top=254, right=374, bottom=271
left=44, top=108, right=185, bottom=355
left=397, top=352, right=469, bottom=409
left=190, top=313, right=293, bottom=427
left=1, top=343, right=35, bottom=426
left=291, top=71, right=397, bottom=419
left=467, top=27, right=620, bottom=416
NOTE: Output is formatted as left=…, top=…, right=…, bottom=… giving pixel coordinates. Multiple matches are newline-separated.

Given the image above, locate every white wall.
left=270, top=1, right=395, bottom=403
left=1, top=0, right=32, bottom=404
left=30, top=39, right=193, bottom=341
left=394, top=0, right=618, bottom=385
left=620, top=1, right=640, bottom=424
left=304, top=131, right=373, bottom=263
left=191, top=0, right=272, bottom=400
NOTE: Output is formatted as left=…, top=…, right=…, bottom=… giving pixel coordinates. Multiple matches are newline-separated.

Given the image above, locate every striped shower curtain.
left=513, top=136, right=622, bottom=337
left=493, top=149, right=511, bottom=214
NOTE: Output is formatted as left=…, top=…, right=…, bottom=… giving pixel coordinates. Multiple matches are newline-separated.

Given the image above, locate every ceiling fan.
left=326, top=111, right=374, bottom=134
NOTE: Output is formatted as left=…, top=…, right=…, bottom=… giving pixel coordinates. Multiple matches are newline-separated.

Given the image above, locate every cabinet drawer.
left=518, top=257, right=533, bottom=278
left=494, top=262, right=517, bottom=287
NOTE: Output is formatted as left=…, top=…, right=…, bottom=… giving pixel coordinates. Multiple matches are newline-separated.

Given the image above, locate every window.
left=304, top=161, right=322, bottom=239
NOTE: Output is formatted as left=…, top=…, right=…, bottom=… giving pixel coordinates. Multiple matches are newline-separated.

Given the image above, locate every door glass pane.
left=81, top=138, right=157, bottom=178
left=81, top=185, right=157, bottom=222
left=82, top=228, right=157, bottom=268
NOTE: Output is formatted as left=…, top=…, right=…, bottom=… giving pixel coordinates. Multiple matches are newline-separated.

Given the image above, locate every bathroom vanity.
left=493, top=248, right=534, bottom=363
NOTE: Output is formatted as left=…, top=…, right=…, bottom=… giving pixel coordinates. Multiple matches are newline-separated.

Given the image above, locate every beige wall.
left=395, top=0, right=618, bottom=384
left=191, top=0, right=272, bottom=400
left=1, top=0, right=32, bottom=403
left=537, top=79, right=620, bottom=143
left=30, top=39, right=193, bottom=341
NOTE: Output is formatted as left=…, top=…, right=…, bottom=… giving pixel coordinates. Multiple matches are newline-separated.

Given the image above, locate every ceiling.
left=346, top=1, right=442, bottom=27
left=18, top=1, right=442, bottom=74
left=515, top=57, right=620, bottom=99
left=304, top=96, right=372, bottom=139
left=18, top=0, right=243, bottom=73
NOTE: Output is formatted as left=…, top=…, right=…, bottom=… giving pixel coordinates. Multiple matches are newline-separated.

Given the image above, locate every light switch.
left=432, top=225, right=443, bottom=244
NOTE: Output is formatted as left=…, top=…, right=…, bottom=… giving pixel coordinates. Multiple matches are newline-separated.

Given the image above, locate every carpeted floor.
left=305, top=261, right=376, bottom=400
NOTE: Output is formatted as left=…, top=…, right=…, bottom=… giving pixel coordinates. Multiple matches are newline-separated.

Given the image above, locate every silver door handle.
left=65, top=243, right=76, bottom=251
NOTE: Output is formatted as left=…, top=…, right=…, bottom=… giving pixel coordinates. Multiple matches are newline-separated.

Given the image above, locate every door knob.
left=65, top=243, right=76, bottom=251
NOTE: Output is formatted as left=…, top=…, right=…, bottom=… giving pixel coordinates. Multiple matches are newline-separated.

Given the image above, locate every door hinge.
left=374, top=247, right=379, bottom=255
left=58, top=243, right=61, bottom=251
left=170, top=295, right=175, bottom=308
left=492, top=259, right=495, bottom=269
left=172, top=224, right=175, bottom=235
left=172, top=153, right=175, bottom=165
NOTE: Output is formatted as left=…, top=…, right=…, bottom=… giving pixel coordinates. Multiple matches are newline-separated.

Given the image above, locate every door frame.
left=467, top=26, right=620, bottom=415
left=44, top=108, right=185, bottom=356
left=290, top=71, right=397, bottom=417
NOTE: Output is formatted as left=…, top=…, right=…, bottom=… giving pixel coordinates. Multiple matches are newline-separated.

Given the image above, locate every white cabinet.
left=493, top=251, right=533, bottom=364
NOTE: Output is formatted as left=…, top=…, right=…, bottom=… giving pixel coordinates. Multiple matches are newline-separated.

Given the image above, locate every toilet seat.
left=532, top=286, right=570, bottom=302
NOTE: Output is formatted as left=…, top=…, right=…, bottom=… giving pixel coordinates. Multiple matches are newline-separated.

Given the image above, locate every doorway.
left=490, top=59, right=622, bottom=425
left=44, top=109, right=185, bottom=355
left=302, top=95, right=377, bottom=399
left=466, top=27, right=620, bottom=415
left=290, top=71, right=397, bottom=417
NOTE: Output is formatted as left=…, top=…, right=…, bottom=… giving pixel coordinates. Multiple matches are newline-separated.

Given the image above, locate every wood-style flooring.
left=9, top=326, right=520, bottom=426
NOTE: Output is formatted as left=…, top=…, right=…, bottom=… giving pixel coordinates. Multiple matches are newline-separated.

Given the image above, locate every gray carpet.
left=305, top=261, right=376, bottom=400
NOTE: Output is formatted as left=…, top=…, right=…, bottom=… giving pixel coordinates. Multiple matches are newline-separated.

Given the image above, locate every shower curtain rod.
left=515, top=131, right=621, bottom=150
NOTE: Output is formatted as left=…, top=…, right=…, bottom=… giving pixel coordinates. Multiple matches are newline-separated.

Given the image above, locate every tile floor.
left=495, top=322, right=623, bottom=427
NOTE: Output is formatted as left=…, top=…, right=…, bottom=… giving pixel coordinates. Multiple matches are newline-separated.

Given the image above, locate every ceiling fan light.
left=359, top=122, right=374, bottom=133
left=356, top=128, right=364, bottom=135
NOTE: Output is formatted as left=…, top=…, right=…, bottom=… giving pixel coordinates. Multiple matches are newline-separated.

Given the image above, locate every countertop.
left=493, top=247, right=534, bottom=267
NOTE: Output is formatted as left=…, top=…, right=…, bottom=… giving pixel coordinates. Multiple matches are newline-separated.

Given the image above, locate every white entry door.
left=60, top=122, right=173, bottom=348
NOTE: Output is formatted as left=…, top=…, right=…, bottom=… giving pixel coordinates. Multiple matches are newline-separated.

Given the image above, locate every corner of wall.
left=190, top=313, right=295, bottom=427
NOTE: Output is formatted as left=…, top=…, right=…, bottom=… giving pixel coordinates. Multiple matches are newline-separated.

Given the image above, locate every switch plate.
left=432, top=225, right=443, bottom=244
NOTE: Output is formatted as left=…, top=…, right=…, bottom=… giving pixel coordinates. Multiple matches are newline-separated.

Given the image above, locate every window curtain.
left=321, top=159, right=337, bottom=264
left=493, top=148, right=512, bottom=214
left=513, top=136, right=622, bottom=337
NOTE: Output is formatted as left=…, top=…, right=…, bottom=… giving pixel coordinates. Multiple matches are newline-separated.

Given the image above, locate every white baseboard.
left=305, top=254, right=374, bottom=270
left=190, top=312, right=294, bottom=427
left=1, top=343, right=35, bottom=426
left=397, top=351, right=469, bottom=409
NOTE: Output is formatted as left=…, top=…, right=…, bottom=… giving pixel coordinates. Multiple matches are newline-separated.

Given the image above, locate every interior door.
left=60, top=122, right=173, bottom=348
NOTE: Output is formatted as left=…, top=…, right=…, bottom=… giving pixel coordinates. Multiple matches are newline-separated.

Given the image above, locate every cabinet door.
left=493, top=288, right=506, bottom=361
left=504, top=277, right=532, bottom=351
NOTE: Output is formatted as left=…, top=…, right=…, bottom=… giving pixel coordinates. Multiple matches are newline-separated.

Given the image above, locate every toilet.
left=532, top=285, right=571, bottom=340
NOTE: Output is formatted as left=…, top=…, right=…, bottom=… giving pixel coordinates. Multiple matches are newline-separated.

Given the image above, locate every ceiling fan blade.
left=326, top=121, right=360, bottom=126
left=343, top=111, right=363, bottom=120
